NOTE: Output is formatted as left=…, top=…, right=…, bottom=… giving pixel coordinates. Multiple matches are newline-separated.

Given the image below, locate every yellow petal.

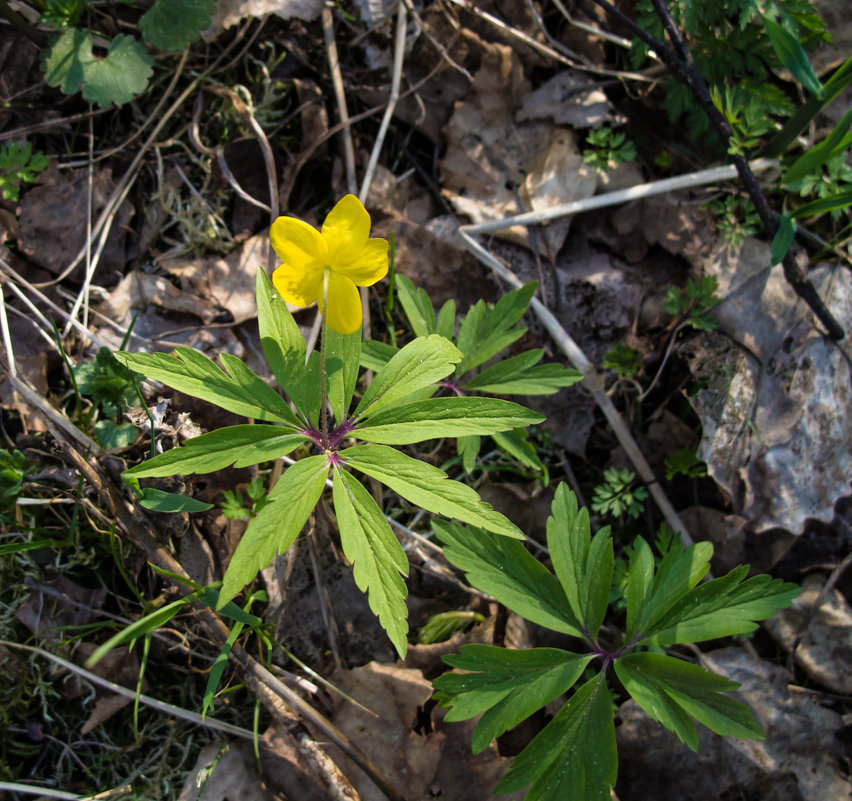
left=334, top=236, right=389, bottom=286
left=321, top=194, right=370, bottom=266
left=270, top=215, right=328, bottom=272
left=272, top=263, right=323, bottom=308
left=321, top=271, right=362, bottom=335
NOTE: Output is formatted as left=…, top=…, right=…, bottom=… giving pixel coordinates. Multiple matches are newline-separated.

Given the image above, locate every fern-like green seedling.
left=706, top=195, right=761, bottom=249
left=591, top=467, right=648, bottom=519
left=665, top=448, right=707, bottom=480
left=582, top=126, right=637, bottom=173
left=663, top=275, right=721, bottom=331
left=601, top=343, right=643, bottom=379
left=433, top=483, right=799, bottom=801
left=0, top=142, right=49, bottom=202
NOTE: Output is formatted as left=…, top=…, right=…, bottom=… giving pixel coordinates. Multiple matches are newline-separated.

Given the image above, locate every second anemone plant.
left=115, top=195, right=544, bottom=656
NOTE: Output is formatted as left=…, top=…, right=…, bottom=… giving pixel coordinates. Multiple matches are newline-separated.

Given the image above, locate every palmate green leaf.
left=434, top=520, right=582, bottom=635
left=547, top=484, right=613, bottom=641
left=42, top=29, right=153, bottom=106
left=332, top=467, right=409, bottom=656
left=395, top=274, right=436, bottom=336
left=138, top=488, right=213, bottom=513
left=127, top=425, right=308, bottom=478
left=256, top=268, right=318, bottom=426
left=139, top=0, right=216, bottom=52
left=116, top=347, right=302, bottom=427
left=455, top=282, right=536, bottom=375
left=434, top=645, right=593, bottom=753
left=218, top=455, right=329, bottom=607
left=626, top=537, right=714, bottom=642
left=637, top=566, right=799, bottom=647
left=614, top=652, right=764, bottom=753
left=464, top=349, right=583, bottom=395
left=326, top=327, right=361, bottom=424
left=353, top=335, right=460, bottom=418
left=353, top=398, right=544, bottom=444
left=342, top=445, right=521, bottom=538
left=496, top=673, right=616, bottom=801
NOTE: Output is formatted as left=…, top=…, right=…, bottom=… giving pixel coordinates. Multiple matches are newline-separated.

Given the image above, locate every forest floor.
left=0, top=1, right=850, bottom=800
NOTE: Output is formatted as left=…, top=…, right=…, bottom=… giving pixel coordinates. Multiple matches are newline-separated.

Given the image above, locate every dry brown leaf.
left=17, top=165, right=133, bottom=285
left=101, top=270, right=218, bottom=324
left=439, top=39, right=597, bottom=256
left=617, top=647, right=849, bottom=800
left=16, top=570, right=107, bottom=644
left=676, top=506, right=749, bottom=576
left=178, top=741, right=280, bottom=801
left=763, top=573, right=852, bottom=695
left=324, top=661, right=526, bottom=801
left=0, top=314, right=51, bottom=432
left=683, top=254, right=852, bottom=533
left=73, top=642, right=148, bottom=734
left=516, top=69, right=614, bottom=129
left=204, top=0, right=323, bottom=39
left=161, top=232, right=277, bottom=326
left=388, top=216, right=497, bottom=311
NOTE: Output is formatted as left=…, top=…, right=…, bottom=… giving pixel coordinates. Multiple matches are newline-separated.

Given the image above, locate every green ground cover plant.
left=433, top=485, right=798, bottom=800
left=6, top=0, right=843, bottom=795
left=104, top=196, right=799, bottom=800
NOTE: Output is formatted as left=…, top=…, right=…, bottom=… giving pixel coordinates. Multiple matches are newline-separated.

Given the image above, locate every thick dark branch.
left=590, top=0, right=845, bottom=340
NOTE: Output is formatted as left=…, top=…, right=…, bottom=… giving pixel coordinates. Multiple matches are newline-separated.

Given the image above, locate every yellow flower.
left=270, top=194, right=389, bottom=335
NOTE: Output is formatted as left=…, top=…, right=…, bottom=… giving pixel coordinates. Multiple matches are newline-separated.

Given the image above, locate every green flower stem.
left=320, top=267, right=330, bottom=449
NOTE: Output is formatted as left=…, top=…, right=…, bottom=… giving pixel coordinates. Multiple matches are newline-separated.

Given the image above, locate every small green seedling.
left=582, top=127, right=637, bottom=172
left=601, top=343, right=643, bottom=379
left=591, top=467, right=648, bottom=520
left=0, top=142, right=49, bottom=202
left=663, top=276, right=721, bottom=331
left=73, top=347, right=141, bottom=449
left=706, top=195, right=761, bottom=249
left=222, top=476, right=269, bottom=520
left=665, top=448, right=708, bottom=480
